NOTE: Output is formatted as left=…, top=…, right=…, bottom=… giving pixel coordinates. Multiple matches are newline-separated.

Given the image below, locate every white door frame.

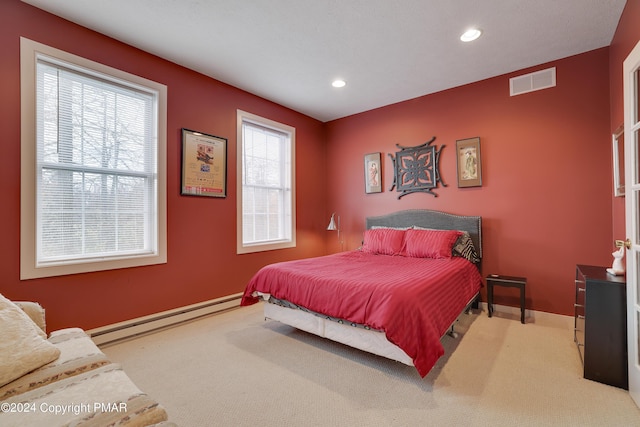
left=623, top=39, right=640, bottom=407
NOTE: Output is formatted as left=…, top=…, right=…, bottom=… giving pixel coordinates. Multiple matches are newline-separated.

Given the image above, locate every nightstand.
left=487, top=275, right=527, bottom=324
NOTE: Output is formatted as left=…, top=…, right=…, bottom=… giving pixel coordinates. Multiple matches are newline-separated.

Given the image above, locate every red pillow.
left=404, top=228, right=462, bottom=258
left=361, top=228, right=406, bottom=256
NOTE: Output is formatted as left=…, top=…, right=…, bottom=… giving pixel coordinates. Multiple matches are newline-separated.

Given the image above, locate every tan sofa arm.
left=13, top=301, right=47, bottom=333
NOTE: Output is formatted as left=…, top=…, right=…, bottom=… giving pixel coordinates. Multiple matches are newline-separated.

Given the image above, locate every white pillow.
left=0, top=294, right=60, bottom=387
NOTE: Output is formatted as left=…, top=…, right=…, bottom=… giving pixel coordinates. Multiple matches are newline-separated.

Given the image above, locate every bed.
left=241, top=209, right=482, bottom=377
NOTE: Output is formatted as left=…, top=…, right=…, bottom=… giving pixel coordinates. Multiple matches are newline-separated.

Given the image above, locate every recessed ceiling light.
left=460, top=28, right=482, bottom=42
left=332, top=79, right=346, bottom=88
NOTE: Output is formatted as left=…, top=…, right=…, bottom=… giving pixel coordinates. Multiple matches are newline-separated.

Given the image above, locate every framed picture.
left=456, top=137, right=482, bottom=188
left=612, top=124, right=625, bottom=197
left=181, top=128, right=227, bottom=197
left=364, top=152, right=382, bottom=193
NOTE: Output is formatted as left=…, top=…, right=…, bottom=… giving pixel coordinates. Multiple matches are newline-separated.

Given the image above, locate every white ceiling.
left=23, top=0, right=626, bottom=122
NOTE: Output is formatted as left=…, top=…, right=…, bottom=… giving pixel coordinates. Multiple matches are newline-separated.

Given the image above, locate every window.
left=237, top=110, right=295, bottom=254
left=20, top=38, right=167, bottom=279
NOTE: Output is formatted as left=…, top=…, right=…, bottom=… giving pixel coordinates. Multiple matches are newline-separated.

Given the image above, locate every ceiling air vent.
left=509, top=67, right=556, bottom=96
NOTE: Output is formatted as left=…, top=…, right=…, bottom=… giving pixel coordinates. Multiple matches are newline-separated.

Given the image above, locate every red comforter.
left=241, top=251, right=482, bottom=377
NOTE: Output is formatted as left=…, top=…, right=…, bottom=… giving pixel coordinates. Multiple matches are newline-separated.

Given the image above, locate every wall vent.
left=509, top=67, right=556, bottom=96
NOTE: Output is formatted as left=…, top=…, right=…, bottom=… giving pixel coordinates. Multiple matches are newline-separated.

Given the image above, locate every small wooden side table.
left=487, top=275, right=527, bottom=324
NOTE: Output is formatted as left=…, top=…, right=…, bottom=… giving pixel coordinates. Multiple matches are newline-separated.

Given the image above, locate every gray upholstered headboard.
left=365, top=209, right=482, bottom=258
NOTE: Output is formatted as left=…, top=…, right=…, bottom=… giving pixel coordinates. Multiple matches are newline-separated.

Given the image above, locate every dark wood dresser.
left=574, top=264, right=628, bottom=389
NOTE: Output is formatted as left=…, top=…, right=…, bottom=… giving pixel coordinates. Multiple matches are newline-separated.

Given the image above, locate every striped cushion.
left=361, top=228, right=406, bottom=256
left=404, top=228, right=462, bottom=259
left=0, top=328, right=110, bottom=399
left=453, top=232, right=481, bottom=263
left=0, top=363, right=168, bottom=426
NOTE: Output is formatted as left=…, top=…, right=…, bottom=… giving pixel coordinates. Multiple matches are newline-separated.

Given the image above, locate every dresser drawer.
left=574, top=277, right=586, bottom=364
left=574, top=309, right=585, bottom=364
left=575, top=280, right=586, bottom=307
left=575, top=264, right=627, bottom=389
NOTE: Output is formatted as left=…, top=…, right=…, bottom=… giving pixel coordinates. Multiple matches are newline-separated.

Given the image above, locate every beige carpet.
left=101, top=304, right=640, bottom=426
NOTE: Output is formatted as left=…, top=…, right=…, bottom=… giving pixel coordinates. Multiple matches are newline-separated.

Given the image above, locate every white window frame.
left=237, top=110, right=296, bottom=254
left=20, top=37, right=167, bottom=279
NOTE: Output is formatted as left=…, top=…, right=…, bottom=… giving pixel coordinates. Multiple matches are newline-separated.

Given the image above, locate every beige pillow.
left=0, top=294, right=60, bottom=387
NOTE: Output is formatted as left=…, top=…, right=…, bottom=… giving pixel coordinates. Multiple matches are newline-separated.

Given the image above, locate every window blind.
left=36, top=57, right=158, bottom=265
left=241, top=121, right=292, bottom=245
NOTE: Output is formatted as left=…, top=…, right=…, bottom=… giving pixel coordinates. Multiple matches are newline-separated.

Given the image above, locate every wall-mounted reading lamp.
left=327, top=212, right=343, bottom=250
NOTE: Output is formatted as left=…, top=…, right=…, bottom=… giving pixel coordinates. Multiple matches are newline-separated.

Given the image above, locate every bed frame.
left=262, top=209, right=482, bottom=368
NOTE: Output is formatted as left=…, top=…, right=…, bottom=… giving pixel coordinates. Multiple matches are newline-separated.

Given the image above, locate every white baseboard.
left=88, top=293, right=243, bottom=346
left=88, top=297, right=573, bottom=347
left=479, top=302, right=573, bottom=329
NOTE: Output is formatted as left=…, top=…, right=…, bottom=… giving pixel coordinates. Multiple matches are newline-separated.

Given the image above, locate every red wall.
left=325, top=49, right=613, bottom=316
left=2, top=1, right=638, bottom=327
left=0, top=1, right=328, bottom=331
left=609, top=0, right=640, bottom=244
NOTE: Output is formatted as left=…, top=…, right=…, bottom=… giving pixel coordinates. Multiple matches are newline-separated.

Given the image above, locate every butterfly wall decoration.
left=388, top=136, right=446, bottom=198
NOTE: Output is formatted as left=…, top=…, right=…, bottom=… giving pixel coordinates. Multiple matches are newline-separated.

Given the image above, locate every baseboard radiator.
left=88, top=292, right=243, bottom=346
